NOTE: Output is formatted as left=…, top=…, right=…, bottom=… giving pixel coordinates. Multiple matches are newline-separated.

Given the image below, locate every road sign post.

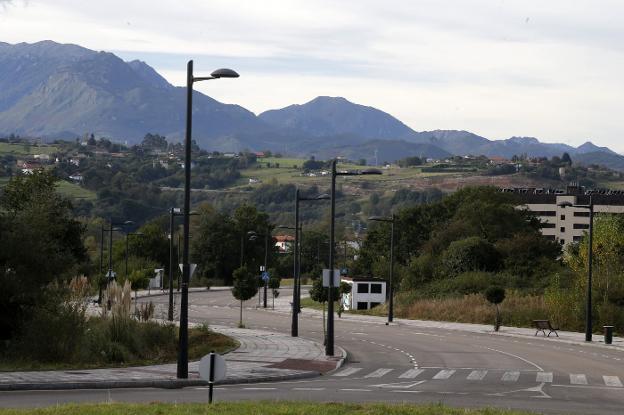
left=199, top=351, right=226, bottom=404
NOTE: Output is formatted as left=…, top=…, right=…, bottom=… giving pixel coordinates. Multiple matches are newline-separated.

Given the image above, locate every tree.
left=0, top=171, right=86, bottom=340
left=231, top=266, right=258, bottom=328
left=561, top=152, right=572, bottom=166
left=309, top=277, right=340, bottom=343
left=442, top=237, right=501, bottom=277
left=485, top=286, right=506, bottom=332
left=268, top=275, right=281, bottom=309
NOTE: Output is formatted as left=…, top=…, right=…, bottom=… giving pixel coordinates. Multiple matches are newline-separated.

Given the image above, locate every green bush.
left=14, top=299, right=87, bottom=362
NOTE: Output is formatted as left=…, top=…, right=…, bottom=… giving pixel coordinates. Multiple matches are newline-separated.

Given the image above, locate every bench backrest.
left=534, top=320, right=550, bottom=329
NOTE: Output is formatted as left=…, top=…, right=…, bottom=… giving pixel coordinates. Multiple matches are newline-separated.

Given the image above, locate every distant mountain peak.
left=507, top=136, right=540, bottom=144
left=576, top=141, right=615, bottom=155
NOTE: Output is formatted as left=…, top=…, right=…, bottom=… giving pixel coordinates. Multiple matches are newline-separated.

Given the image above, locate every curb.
left=0, top=371, right=323, bottom=392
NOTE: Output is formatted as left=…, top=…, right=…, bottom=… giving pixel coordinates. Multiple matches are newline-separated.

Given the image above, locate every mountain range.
left=1, top=41, right=623, bottom=170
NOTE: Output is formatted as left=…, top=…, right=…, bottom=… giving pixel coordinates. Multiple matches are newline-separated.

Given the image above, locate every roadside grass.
left=301, top=291, right=550, bottom=329
left=0, top=323, right=238, bottom=372
left=394, top=292, right=549, bottom=328
left=0, top=402, right=539, bottom=415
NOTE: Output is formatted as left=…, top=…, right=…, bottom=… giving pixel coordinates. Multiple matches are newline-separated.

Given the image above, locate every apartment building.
left=503, top=186, right=624, bottom=245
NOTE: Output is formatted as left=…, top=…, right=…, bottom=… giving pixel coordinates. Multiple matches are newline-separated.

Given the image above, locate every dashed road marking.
left=398, top=369, right=424, bottom=379
left=467, top=370, right=488, bottom=381
left=603, top=376, right=623, bottom=387
left=570, top=374, right=588, bottom=385
left=333, top=367, right=363, bottom=377
left=536, top=372, right=553, bottom=383
left=433, top=370, right=456, bottom=380
left=364, top=368, right=394, bottom=378
left=502, top=371, right=520, bottom=382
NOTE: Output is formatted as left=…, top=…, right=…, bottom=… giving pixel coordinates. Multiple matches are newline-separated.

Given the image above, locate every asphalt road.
left=2, top=288, right=623, bottom=414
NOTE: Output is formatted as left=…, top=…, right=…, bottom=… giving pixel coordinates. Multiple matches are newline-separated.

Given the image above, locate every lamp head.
left=210, top=68, right=240, bottom=79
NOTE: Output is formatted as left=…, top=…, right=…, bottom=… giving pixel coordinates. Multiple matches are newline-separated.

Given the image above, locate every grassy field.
left=239, top=162, right=462, bottom=188
left=56, top=181, right=97, bottom=201
left=0, top=142, right=58, bottom=156
left=0, top=402, right=539, bottom=415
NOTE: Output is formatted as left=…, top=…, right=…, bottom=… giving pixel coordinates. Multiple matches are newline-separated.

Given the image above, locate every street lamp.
left=327, top=160, right=381, bottom=355
left=178, top=61, right=239, bottom=379
left=106, top=220, right=134, bottom=283
left=169, top=208, right=198, bottom=321
left=248, top=229, right=272, bottom=309
left=558, top=197, right=594, bottom=342
left=292, top=190, right=330, bottom=337
left=125, top=232, right=144, bottom=280
left=369, top=214, right=396, bottom=324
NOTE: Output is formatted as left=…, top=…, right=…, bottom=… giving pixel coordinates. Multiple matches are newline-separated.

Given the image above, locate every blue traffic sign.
left=261, top=271, right=270, bottom=282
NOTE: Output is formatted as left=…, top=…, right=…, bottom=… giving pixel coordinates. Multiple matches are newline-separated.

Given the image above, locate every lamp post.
left=558, top=196, right=594, bottom=342
left=168, top=208, right=198, bottom=321
left=106, top=220, right=133, bottom=284
left=125, top=232, right=144, bottom=280
left=295, top=190, right=330, bottom=336
left=248, top=229, right=272, bottom=309
left=277, top=224, right=301, bottom=336
left=369, top=214, right=396, bottom=324
left=327, top=161, right=381, bottom=355
left=98, top=224, right=105, bottom=304
left=178, top=61, right=239, bottom=379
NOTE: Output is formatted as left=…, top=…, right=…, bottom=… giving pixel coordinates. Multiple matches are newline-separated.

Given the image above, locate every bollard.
left=208, top=351, right=215, bottom=404
left=604, top=326, right=614, bottom=345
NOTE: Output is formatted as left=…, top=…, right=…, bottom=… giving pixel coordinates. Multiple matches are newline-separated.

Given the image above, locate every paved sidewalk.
left=0, top=325, right=344, bottom=391
left=266, top=294, right=624, bottom=351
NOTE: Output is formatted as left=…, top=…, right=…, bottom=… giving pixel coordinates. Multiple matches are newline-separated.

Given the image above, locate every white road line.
left=484, top=347, right=544, bottom=372
left=603, top=376, right=623, bottom=387
left=364, top=368, right=394, bottom=378
left=467, top=370, right=488, bottom=381
left=570, top=374, right=588, bottom=385
left=332, top=367, right=363, bottom=377
left=398, top=369, right=424, bottom=379
left=391, top=390, right=424, bottom=394
left=536, top=372, right=553, bottom=383
left=432, top=369, right=456, bottom=380
left=340, top=389, right=372, bottom=392
left=292, top=387, right=326, bottom=391
left=502, top=371, right=520, bottom=382
left=243, top=387, right=276, bottom=391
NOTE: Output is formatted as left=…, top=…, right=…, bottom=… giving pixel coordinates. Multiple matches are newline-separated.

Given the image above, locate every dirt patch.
left=267, top=358, right=336, bottom=373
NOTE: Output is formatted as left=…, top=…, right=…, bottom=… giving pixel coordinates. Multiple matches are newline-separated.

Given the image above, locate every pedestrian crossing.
left=332, top=367, right=623, bottom=387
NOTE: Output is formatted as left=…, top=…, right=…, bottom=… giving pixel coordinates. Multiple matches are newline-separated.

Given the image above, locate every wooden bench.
left=533, top=320, right=559, bottom=337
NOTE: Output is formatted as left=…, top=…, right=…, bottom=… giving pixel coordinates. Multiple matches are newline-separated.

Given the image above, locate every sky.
left=1, top=0, right=623, bottom=152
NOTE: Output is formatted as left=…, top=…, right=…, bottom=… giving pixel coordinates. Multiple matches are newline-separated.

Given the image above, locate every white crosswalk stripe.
left=467, top=370, right=488, bottom=380
left=536, top=372, right=553, bottom=383
left=432, top=369, right=455, bottom=380
left=364, top=368, right=394, bottom=378
left=570, top=374, right=588, bottom=385
left=398, top=369, right=424, bottom=379
left=603, top=376, right=623, bottom=387
left=501, top=371, right=520, bottom=382
left=333, top=367, right=363, bottom=377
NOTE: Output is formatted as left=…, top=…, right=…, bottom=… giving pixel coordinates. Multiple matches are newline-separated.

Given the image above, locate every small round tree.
left=268, top=275, right=281, bottom=309
left=232, top=266, right=258, bottom=328
left=309, top=277, right=340, bottom=343
left=485, top=286, right=506, bottom=332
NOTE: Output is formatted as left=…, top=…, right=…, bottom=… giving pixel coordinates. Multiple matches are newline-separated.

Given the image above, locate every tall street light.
left=559, top=196, right=594, bottom=342
left=248, top=228, right=272, bottom=309
left=327, top=160, right=381, bottom=355
left=294, top=190, right=330, bottom=336
left=369, top=214, right=396, bottom=324
left=169, top=208, right=198, bottom=322
left=106, top=220, right=133, bottom=284
left=125, top=232, right=144, bottom=280
left=277, top=224, right=301, bottom=336
left=98, top=224, right=106, bottom=304
left=178, top=61, right=239, bottom=379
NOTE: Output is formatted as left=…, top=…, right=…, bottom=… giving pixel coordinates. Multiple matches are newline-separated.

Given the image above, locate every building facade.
left=505, top=186, right=624, bottom=245
left=341, top=276, right=387, bottom=311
